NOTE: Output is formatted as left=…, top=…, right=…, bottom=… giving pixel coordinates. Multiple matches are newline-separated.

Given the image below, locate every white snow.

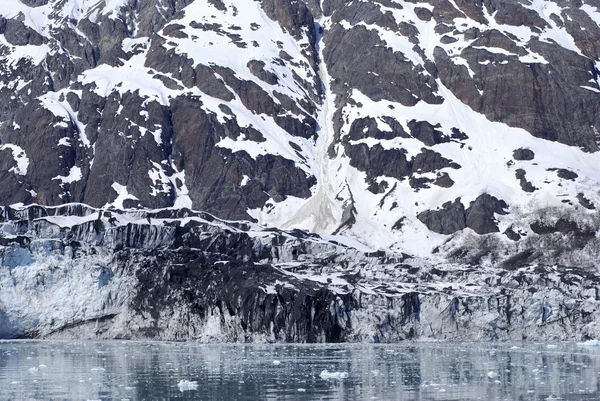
left=581, top=4, right=600, bottom=26
left=53, top=166, right=83, bottom=184
left=0, top=36, right=50, bottom=67
left=320, top=370, right=349, bottom=379
left=109, top=183, right=138, bottom=209
left=39, top=91, right=90, bottom=147
left=177, top=380, right=198, bottom=391
left=170, top=166, right=193, bottom=209
left=0, top=144, right=29, bottom=175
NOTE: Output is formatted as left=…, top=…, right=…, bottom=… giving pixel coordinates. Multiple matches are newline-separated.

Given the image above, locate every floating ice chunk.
left=487, top=371, right=498, bottom=379
left=547, top=344, right=558, bottom=349
left=91, top=367, right=106, bottom=372
left=178, top=380, right=199, bottom=392
left=320, top=370, right=349, bottom=379
left=298, top=388, right=306, bottom=392
left=38, top=364, right=47, bottom=369
left=28, top=367, right=38, bottom=374
left=273, top=360, right=281, bottom=365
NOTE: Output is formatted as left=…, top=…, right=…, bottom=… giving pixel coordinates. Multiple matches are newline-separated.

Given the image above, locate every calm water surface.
left=0, top=341, right=599, bottom=400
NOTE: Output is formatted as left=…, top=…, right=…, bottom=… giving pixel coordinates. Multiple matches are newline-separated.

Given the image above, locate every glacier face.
left=1, top=204, right=600, bottom=342
left=0, top=0, right=600, bottom=340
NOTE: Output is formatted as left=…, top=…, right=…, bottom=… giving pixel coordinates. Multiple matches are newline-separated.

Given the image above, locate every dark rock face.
left=465, top=194, right=508, bottom=235
left=577, top=193, right=595, bottom=210
left=513, top=148, right=535, bottom=161
left=345, top=145, right=461, bottom=188
left=417, top=199, right=467, bottom=235
left=515, top=169, right=536, bottom=193
left=548, top=168, right=579, bottom=181
left=408, top=120, right=451, bottom=147
left=530, top=218, right=594, bottom=237
left=418, top=194, right=507, bottom=235
left=132, top=252, right=356, bottom=342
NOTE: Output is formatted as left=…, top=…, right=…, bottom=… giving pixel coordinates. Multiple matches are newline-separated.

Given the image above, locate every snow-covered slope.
left=1, top=0, right=600, bottom=340
left=1, top=0, right=600, bottom=258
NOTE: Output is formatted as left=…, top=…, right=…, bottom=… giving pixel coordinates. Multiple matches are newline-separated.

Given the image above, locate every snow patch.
left=177, top=380, right=198, bottom=392
left=109, top=183, right=138, bottom=209
left=0, top=144, right=29, bottom=176
left=53, top=166, right=83, bottom=184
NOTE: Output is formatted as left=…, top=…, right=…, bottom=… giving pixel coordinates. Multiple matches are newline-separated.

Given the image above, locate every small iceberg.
left=320, top=370, right=348, bottom=380
left=177, top=380, right=199, bottom=392
left=273, top=360, right=281, bottom=365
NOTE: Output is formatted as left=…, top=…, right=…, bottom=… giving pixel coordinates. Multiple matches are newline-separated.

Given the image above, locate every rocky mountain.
left=1, top=0, right=600, bottom=341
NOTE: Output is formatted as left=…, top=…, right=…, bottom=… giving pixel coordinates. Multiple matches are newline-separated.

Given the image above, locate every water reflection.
left=0, top=341, right=599, bottom=400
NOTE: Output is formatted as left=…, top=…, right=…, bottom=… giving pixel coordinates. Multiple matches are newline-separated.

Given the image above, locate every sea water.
left=0, top=340, right=599, bottom=400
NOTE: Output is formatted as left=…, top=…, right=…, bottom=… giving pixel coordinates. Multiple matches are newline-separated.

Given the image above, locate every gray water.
left=0, top=341, right=599, bottom=400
